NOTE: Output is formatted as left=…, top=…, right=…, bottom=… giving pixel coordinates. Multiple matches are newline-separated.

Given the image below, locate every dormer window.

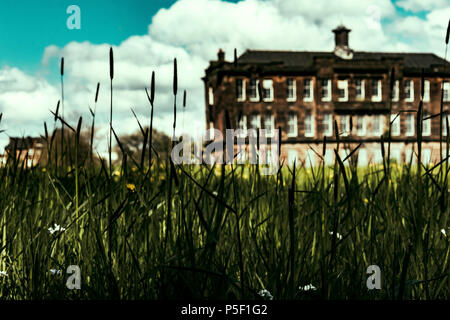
left=338, top=80, right=348, bottom=101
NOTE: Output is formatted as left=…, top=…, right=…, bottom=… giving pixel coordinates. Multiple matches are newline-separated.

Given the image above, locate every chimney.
left=332, top=25, right=353, bottom=60
left=217, top=49, right=225, bottom=62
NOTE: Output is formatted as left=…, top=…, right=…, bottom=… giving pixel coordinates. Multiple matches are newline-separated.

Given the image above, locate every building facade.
left=4, top=137, right=44, bottom=167
left=203, top=26, right=450, bottom=167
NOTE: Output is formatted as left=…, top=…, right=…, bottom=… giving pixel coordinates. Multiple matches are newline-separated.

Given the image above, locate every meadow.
left=0, top=48, right=449, bottom=300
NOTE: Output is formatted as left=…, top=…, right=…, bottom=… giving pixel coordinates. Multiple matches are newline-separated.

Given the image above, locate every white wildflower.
left=299, top=284, right=317, bottom=291
left=0, top=271, right=8, bottom=277
left=48, top=224, right=66, bottom=235
left=441, top=229, right=447, bottom=237
left=212, top=191, right=218, bottom=196
left=329, top=231, right=343, bottom=240
left=258, top=289, right=273, bottom=300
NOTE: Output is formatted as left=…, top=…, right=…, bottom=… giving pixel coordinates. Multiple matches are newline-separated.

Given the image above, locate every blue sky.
left=0, top=0, right=448, bottom=154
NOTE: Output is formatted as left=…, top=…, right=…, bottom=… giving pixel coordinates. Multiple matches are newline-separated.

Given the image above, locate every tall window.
left=263, top=113, right=275, bottom=137
left=423, top=80, right=430, bottom=102
left=358, top=148, right=368, bottom=167
left=357, top=116, right=366, bottom=136
left=287, top=78, right=296, bottom=101
left=372, top=115, right=383, bottom=136
left=208, top=87, right=214, bottom=105
left=287, top=113, right=298, bottom=137
left=237, top=115, right=247, bottom=137
left=444, top=82, right=450, bottom=102
left=371, top=79, right=382, bottom=102
left=208, top=121, right=214, bottom=140
left=391, top=80, right=399, bottom=102
left=304, top=112, right=315, bottom=137
left=443, top=114, right=450, bottom=136
left=323, top=113, right=333, bottom=137
left=338, top=80, right=348, bottom=101
left=355, top=79, right=365, bottom=100
left=305, top=149, right=316, bottom=168
left=262, top=79, right=274, bottom=102
left=236, top=79, right=245, bottom=102
left=249, top=114, right=261, bottom=129
left=422, top=148, right=431, bottom=165
left=405, top=80, right=414, bottom=102
left=303, top=78, right=313, bottom=101
left=391, top=114, right=400, bottom=136
left=249, top=79, right=259, bottom=101
left=422, top=112, right=431, bottom=136
left=406, top=114, right=415, bottom=136
left=320, top=79, right=331, bottom=102
left=288, top=149, right=298, bottom=166
left=340, top=115, right=350, bottom=136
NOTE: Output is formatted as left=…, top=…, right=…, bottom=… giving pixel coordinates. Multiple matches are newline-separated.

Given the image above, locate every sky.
left=0, top=0, right=449, bottom=156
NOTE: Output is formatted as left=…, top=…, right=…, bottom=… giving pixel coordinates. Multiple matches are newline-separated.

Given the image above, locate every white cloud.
left=396, top=0, right=449, bottom=12
left=1, top=0, right=449, bottom=156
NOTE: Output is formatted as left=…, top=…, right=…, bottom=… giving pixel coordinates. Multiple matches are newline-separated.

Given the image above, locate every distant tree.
left=114, top=127, right=171, bottom=167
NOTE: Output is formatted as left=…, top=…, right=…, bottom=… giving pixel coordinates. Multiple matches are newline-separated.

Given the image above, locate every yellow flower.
left=364, top=198, right=369, bottom=203
left=126, top=183, right=136, bottom=192
left=41, top=168, right=47, bottom=173
left=113, top=170, right=121, bottom=176
left=131, top=167, right=137, bottom=172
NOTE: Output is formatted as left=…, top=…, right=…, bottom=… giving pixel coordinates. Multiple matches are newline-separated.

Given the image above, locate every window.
left=338, top=80, right=348, bottom=101
left=304, top=112, right=315, bottom=137
left=324, top=149, right=334, bottom=166
left=372, top=115, right=383, bottom=136
left=422, top=148, right=431, bottom=165
left=320, top=79, right=331, bottom=102
left=323, top=113, right=333, bottom=137
left=373, top=149, right=383, bottom=164
left=339, top=148, right=351, bottom=166
left=208, top=121, right=215, bottom=140
left=405, top=148, right=416, bottom=164
left=340, top=115, right=350, bottom=136
left=355, top=79, right=365, bottom=100
left=303, top=78, right=313, bottom=101
left=406, top=114, right=415, bottom=136
left=250, top=114, right=261, bottom=129
left=422, top=112, right=431, bottom=136
left=423, top=80, right=430, bottom=102
left=236, top=79, right=245, bottom=102
left=288, top=149, right=298, bottom=166
left=263, top=113, right=275, bottom=137
left=391, top=114, right=400, bottom=136
left=357, top=116, right=366, bottom=136
left=305, top=149, right=316, bottom=168
left=249, top=79, right=259, bottom=101
left=391, top=148, right=401, bottom=163
left=287, top=113, right=298, bottom=137
left=443, top=114, right=450, bottom=136
left=391, top=80, right=399, bottom=102
left=444, top=82, right=450, bottom=102
left=262, top=79, right=274, bottom=102
left=371, top=79, right=382, bottom=102
left=287, top=78, right=296, bottom=101
left=237, top=115, right=247, bottom=137
left=405, top=80, right=414, bottom=102
left=208, top=87, right=214, bottom=105
left=358, top=148, right=368, bottom=167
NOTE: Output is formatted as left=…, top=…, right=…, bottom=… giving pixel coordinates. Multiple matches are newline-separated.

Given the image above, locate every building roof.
left=5, top=137, right=43, bottom=151
left=237, top=50, right=450, bottom=70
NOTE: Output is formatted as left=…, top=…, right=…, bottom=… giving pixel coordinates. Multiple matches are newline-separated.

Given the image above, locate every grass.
left=0, top=33, right=449, bottom=299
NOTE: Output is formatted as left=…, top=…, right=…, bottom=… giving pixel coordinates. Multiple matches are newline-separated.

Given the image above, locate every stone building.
left=4, top=137, right=44, bottom=167
left=202, top=25, right=450, bottom=166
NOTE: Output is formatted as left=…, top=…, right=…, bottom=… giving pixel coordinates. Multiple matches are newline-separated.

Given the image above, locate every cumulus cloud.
left=396, top=0, right=449, bottom=12
left=1, top=0, right=449, bottom=155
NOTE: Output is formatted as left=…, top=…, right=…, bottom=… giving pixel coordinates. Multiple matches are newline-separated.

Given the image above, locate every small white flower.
left=50, top=269, right=62, bottom=275
left=299, top=284, right=317, bottom=291
left=48, top=224, right=66, bottom=235
left=258, top=289, right=273, bottom=300
left=329, top=231, right=343, bottom=240
left=441, top=229, right=447, bottom=237
left=0, top=271, right=8, bottom=277
left=212, top=191, right=218, bottom=196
